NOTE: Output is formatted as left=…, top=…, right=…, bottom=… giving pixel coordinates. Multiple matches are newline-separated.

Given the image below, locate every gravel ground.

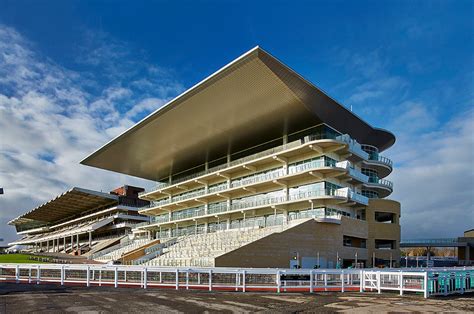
left=0, top=282, right=472, bottom=313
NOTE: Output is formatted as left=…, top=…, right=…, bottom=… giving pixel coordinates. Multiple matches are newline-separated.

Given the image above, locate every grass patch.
left=0, top=254, right=52, bottom=264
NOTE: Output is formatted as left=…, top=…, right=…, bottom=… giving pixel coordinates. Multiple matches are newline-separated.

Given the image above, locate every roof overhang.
left=9, top=187, right=118, bottom=226
left=81, top=46, right=395, bottom=181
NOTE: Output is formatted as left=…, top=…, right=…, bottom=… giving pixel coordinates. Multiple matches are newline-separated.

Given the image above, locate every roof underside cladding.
left=10, top=188, right=118, bottom=225
left=81, top=47, right=395, bottom=181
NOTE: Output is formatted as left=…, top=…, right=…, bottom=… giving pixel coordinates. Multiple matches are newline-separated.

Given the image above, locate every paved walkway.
left=0, top=283, right=472, bottom=313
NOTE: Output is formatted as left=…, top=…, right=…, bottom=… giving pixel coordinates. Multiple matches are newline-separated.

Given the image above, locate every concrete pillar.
left=70, top=235, right=73, bottom=251
left=226, top=218, right=231, bottom=230
left=63, top=237, right=66, bottom=251
left=89, top=232, right=92, bottom=248
left=76, top=234, right=79, bottom=252
left=46, top=240, right=49, bottom=252
left=204, top=222, right=209, bottom=234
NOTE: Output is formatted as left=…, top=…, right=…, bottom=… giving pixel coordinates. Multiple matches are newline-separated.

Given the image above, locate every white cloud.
left=388, top=107, right=474, bottom=238
left=0, top=25, right=183, bottom=243
left=336, top=46, right=474, bottom=239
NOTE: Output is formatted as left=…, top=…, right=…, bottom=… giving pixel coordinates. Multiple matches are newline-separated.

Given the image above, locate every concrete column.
left=89, top=232, right=92, bottom=248
left=283, top=210, right=288, bottom=224
left=46, top=240, right=49, bottom=252
left=168, top=228, right=172, bottom=238
left=63, top=237, right=66, bottom=251
left=226, top=218, right=231, bottom=230
left=70, top=235, right=73, bottom=252
left=204, top=222, right=209, bottom=234
left=76, top=234, right=79, bottom=251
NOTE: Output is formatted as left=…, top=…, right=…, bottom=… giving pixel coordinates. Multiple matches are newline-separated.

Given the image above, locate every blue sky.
left=0, top=0, right=473, bottom=243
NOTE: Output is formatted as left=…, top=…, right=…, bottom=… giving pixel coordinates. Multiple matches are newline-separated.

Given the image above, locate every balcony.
left=136, top=187, right=367, bottom=229
left=139, top=133, right=369, bottom=199
left=363, top=178, right=393, bottom=198
left=363, top=154, right=393, bottom=178
left=140, top=159, right=355, bottom=213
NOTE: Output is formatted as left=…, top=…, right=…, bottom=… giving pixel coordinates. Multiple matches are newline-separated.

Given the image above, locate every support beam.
left=216, top=172, right=230, bottom=180
left=272, top=156, right=288, bottom=164
left=242, top=187, right=256, bottom=193
left=242, top=165, right=256, bottom=172
left=272, top=179, right=288, bottom=188
left=309, top=144, right=324, bottom=154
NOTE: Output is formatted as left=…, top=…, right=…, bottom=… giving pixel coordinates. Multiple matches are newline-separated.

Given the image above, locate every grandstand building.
left=8, top=186, right=149, bottom=256
left=80, top=46, right=401, bottom=268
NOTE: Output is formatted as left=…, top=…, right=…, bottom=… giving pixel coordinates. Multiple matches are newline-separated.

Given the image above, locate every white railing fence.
left=0, top=264, right=472, bottom=298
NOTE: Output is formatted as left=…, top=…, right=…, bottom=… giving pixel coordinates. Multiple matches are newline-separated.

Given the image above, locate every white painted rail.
left=0, top=264, right=472, bottom=298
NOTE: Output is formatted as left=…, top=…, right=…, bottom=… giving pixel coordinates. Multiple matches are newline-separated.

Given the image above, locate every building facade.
left=82, top=47, right=401, bottom=268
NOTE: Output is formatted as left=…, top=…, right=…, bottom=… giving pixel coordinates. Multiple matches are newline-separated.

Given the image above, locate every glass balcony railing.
left=232, top=169, right=285, bottom=188
left=171, top=207, right=205, bottom=221
left=142, top=159, right=369, bottom=211
left=367, top=177, right=393, bottom=189
left=137, top=187, right=368, bottom=228
left=140, top=133, right=371, bottom=196
left=368, top=154, right=393, bottom=168
left=348, top=167, right=369, bottom=183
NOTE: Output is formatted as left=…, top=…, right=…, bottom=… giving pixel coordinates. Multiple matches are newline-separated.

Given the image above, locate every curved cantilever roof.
left=81, top=46, right=395, bottom=181
left=9, top=187, right=118, bottom=226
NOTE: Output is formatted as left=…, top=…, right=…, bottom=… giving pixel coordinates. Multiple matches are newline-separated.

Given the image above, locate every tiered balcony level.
left=139, top=158, right=368, bottom=216
left=361, top=145, right=393, bottom=178
left=136, top=186, right=368, bottom=230
left=140, top=134, right=369, bottom=201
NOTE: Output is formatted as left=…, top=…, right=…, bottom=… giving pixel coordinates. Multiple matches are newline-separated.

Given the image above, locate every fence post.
left=185, top=270, right=189, bottom=290
left=377, top=271, right=381, bottom=294
left=423, top=272, right=428, bottom=298
left=86, top=266, right=90, bottom=287
left=310, top=270, right=314, bottom=293
left=99, top=269, right=102, bottom=287
left=208, top=269, right=212, bottom=291
left=359, top=270, right=363, bottom=292
left=37, top=265, right=40, bottom=285
left=144, top=267, right=147, bottom=289
left=61, top=266, right=64, bottom=285
left=242, top=270, right=246, bottom=292
left=399, top=271, right=403, bottom=296
left=443, top=274, right=447, bottom=296
left=341, top=271, right=344, bottom=293
left=176, top=269, right=179, bottom=290
left=276, top=270, right=281, bottom=293
left=324, top=272, right=327, bottom=292
left=15, top=265, right=19, bottom=283
left=114, top=267, right=118, bottom=288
